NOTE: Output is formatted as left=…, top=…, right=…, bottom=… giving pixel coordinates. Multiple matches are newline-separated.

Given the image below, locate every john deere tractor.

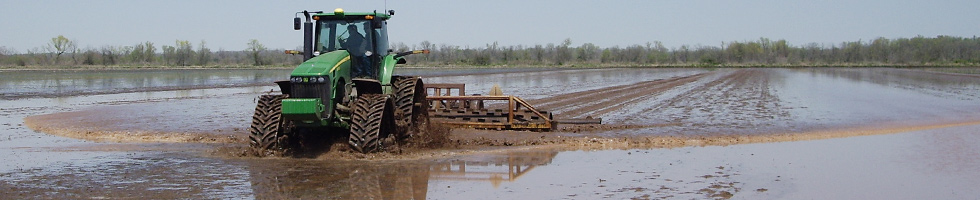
left=249, top=9, right=429, bottom=154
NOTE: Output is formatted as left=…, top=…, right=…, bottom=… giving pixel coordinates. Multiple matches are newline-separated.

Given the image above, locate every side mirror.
left=294, top=17, right=301, bottom=30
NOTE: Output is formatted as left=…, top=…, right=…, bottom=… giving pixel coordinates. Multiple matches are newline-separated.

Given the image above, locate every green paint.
left=282, top=98, right=324, bottom=121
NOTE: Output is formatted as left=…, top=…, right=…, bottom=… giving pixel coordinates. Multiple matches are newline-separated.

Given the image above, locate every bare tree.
left=174, top=40, right=194, bottom=66
left=419, top=41, right=433, bottom=62
left=0, top=46, right=11, bottom=65
left=576, top=43, right=599, bottom=63
left=247, top=39, right=267, bottom=66
left=196, top=40, right=212, bottom=66
left=100, top=45, right=118, bottom=65
left=81, top=47, right=99, bottom=65
left=143, top=41, right=156, bottom=63
left=25, top=47, right=43, bottom=65
left=555, top=38, right=573, bottom=65
left=0, top=46, right=19, bottom=66
left=0, top=46, right=12, bottom=57
left=161, top=45, right=176, bottom=66
left=129, top=43, right=146, bottom=64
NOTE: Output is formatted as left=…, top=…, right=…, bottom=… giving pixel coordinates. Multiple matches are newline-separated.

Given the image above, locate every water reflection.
left=245, top=151, right=558, bottom=199
left=0, top=69, right=292, bottom=99
left=430, top=151, right=558, bottom=188
left=246, top=161, right=430, bottom=199
left=791, top=68, right=980, bottom=100
left=0, top=68, right=562, bottom=100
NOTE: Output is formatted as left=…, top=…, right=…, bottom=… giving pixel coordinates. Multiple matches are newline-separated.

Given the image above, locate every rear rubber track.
left=392, top=76, right=429, bottom=137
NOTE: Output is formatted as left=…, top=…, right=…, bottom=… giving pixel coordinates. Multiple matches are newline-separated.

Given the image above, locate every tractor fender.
left=352, top=78, right=382, bottom=95
left=275, top=80, right=292, bottom=96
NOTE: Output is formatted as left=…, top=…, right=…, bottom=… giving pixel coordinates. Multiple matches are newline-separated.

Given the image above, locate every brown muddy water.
left=3, top=68, right=980, bottom=199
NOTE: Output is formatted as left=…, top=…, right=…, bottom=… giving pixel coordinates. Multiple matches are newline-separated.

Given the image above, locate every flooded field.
left=3, top=67, right=980, bottom=199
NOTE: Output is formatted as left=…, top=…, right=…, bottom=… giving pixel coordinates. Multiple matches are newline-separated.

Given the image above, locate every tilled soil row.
left=529, top=73, right=710, bottom=119
left=649, top=69, right=791, bottom=131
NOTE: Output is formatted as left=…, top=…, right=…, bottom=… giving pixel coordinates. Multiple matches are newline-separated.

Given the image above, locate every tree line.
left=393, top=35, right=980, bottom=67
left=0, top=36, right=302, bottom=67
left=1, top=35, right=978, bottom=68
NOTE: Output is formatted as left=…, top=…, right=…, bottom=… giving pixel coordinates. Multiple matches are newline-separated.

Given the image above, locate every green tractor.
left=249, top=9, right=429, bottom=154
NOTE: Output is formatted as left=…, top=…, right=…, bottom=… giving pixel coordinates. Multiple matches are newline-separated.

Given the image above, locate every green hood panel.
left=291, top=50, right=351, bottom=77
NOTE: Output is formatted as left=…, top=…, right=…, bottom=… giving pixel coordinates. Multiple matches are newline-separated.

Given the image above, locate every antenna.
left=384, top=0, right=388, bottom=13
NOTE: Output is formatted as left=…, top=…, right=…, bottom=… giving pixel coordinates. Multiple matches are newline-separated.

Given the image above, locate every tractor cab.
left=311, top=9, right=391, bottom=79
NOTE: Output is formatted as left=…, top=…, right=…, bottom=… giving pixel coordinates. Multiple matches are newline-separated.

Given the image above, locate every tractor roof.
left=313, top=9, right=391, bottom=20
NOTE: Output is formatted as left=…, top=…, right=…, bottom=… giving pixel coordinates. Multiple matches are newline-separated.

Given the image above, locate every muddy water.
left=592, top=68, right=980, bottom=137
left=474, top=124, right=980, bottom=200
left=4, top=68, right=980, bottom=199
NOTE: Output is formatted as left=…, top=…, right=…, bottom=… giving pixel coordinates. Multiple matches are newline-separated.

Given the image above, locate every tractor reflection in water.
left=244, top=151, right=558, bottom=199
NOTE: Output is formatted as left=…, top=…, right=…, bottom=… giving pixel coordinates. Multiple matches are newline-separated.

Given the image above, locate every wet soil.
left=24, top=68, right=980, bottom=155
left=5, top=67, right=980, bottom=199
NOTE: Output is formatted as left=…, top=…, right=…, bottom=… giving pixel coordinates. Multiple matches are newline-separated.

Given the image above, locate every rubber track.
left=348, top=94, right=391, bottom=153
left=392, top=77, right=428, bottom=135
left=249, top=94, right=287, bottom=150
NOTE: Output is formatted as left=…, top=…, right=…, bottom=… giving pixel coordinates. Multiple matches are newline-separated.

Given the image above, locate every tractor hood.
left=291, top=50, right=350, bottom=77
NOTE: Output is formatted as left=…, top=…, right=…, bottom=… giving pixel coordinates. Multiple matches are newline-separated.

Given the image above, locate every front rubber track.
left=348, top=94, right=396, bottom=153
left=249, top=94, right=293, bottom=154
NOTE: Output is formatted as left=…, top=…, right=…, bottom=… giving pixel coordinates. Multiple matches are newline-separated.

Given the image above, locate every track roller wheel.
left=248, top=94, right=295, bottom=156
left=348, top=94, right=396, bottom=153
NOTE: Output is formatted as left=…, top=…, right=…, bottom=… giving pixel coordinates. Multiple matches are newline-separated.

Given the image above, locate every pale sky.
left=1, top=0, right=978, bottom=52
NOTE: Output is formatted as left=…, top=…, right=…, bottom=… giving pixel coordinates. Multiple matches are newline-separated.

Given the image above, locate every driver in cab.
left=342, top=25, right=372, bottom=78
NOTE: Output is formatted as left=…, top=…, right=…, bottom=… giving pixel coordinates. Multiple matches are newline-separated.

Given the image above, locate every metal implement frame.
left=425, top=84, right=553, bottom=131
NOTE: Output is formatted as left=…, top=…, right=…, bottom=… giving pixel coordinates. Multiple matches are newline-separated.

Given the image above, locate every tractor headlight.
left=290, top=76, right=327, bottom=83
